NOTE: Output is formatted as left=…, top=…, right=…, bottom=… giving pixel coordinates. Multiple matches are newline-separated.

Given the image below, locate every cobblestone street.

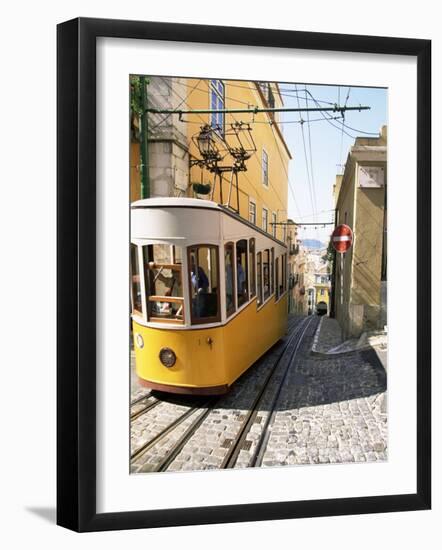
left=130, top=315, right=387, bottom=473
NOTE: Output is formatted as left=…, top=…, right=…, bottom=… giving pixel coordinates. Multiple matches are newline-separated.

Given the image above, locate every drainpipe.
left=140, top=76, right=150, bottom=199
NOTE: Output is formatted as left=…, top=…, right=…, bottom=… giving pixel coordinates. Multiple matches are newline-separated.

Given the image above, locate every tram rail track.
left=220, top=316, right=315, bottom=469
left=130, top=396, right=162, bottom=421
left=129, top=316, right=313, bottom=473
left=130, top=391, right=152, bottom=407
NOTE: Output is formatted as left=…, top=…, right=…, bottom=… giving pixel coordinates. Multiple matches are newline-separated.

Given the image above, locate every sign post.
left=331, top=224, right=353, bottom=307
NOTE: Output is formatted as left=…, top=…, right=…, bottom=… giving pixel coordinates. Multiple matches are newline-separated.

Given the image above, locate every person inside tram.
left=225, top=251, right=234, bottom=313
left=190, top=261, right=210, bottom=317
left=237, top=256, right=246, bottom=305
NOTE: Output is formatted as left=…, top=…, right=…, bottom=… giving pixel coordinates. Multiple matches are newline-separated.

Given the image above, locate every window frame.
left=262, top=249, right=271, bottom=302
left=249, top=238, right=256, bottom=299
left=271, top=212, right=277, bottom=238
left=262, top=207, right=268, bottom=233
left=262, top=148, right=269, bottom=188
left=249, top=197, right=257, bottom=225
left=187, top=244, right=221, bottom=326
left=130, top=243, right=143, bottom=317
left=143, top=244, right=186, bottom=325
left=224, top=241, right=236, bottom=318
left=236, top=239, right=249, bottom=309
left=257, top=251, right=262, bottom=306
left=209, top=79, right=225, bottom=137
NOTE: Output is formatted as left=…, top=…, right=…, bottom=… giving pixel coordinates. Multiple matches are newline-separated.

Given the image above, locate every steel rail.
left=251, top=317, right=316, bottom=467
left=130, top=391, right=152, bottom=407
left=220, top=316, right=313, bottom=469
left=130, top=405, right=211, bottom=462
left=130, top=397, right=161, bottom=421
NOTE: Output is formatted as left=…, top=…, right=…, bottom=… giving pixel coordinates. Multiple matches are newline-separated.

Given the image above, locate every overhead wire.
left=294, top=83, right=316, bottom=221
left=304, top=85, right=319, bottom=223
left=159, top=77, right=288, bottom=217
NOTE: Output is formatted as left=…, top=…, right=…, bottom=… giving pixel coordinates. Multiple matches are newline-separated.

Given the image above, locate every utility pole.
left=140, top=76, right=150, bottom=199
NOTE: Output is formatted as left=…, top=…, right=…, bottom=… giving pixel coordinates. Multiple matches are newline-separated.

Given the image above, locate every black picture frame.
left=57, top=17, right=431, bottom=532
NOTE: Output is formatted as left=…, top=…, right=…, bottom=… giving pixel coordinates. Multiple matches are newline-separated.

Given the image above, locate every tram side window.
left=270, top=247, right=275, bottom=296
left=130, top=244, right=143, bottom=315
left=249, top=238, right=256, bottom=299
left=236, top=239, right=248, bottom=308
left=275, top=257, right=279, bottom=300
left=263, top=249, right=270, bottom=301
left=277, top=254, right=284, bottom=296
left=188, top=245, right=220, bottom=324
left=283, top=253, right=287, bottom=292
left=224, top=242, right=236, bottom=317
left=257, top=252, right=262, bottom=306
left=143, top=244, right=184, bottom=323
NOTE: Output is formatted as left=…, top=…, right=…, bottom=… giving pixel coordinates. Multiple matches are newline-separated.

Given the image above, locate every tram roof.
left=132, top=197, right=287, bottom=248
left=132, top=197, right=220, bottom=210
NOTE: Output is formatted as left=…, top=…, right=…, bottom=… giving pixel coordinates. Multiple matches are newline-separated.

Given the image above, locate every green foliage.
left=130, top=75, right=148, bottom=116
left=323, top=239, right=335, bottom=271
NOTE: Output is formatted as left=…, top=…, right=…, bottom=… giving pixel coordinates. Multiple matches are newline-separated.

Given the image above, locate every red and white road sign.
left=332, top=224, right=353, bottom=253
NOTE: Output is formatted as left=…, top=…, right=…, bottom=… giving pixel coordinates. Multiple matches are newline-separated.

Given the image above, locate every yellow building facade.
left=130, top=78, right=291, bottom=243
left=185, top=79, right=291, bottom=242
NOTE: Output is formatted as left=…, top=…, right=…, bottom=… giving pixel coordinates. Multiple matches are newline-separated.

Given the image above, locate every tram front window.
left=130, top=244, right=143, bottom=315
left=143, top=244, right=185, bottom=323
left=188, top=245, right=220, bottom=324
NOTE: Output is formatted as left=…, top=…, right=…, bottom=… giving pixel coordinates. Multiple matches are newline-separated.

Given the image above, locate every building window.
left=144, top=244, right=185, bottom=324
left=282, top=224, right=287, bottom=243
left=210, top=79, right=224, bottom=135
left=272, top=212, right=277, bottom=238
left=259, top=82, right=275, bottom=108
left=320, top=288, right=325, bottom=296
left=130, top=244, right=143, bottom=316
left=236, top=240, right=248, bottom=308
left=249, top=199, right=256, bottom=225
left=262, top=149, right=269, bottom=187
left=224, top=242, right=236, bottom=317
left=262, top=207, right=268, bottom=233
left=249, top=238, right=256, bottom=298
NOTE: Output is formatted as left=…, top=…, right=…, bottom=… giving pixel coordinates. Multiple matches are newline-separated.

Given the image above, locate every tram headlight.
left=135, top=333, right=144, bottom=349
left=159, top=347, right=176, bottom=368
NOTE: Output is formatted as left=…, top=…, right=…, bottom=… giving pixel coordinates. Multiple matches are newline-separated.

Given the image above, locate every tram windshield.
left=143, top=244, right=185, bottom=324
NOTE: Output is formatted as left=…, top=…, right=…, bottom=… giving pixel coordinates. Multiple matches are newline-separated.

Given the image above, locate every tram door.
left=187, top=245, right=224, bottom=385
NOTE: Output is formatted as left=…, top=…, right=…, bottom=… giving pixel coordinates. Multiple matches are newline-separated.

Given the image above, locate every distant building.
left=333, top=126, right=387, bottom=337
left=313, top=263, right=331, bottom=315
left=292, top=246, right=329, bottom=315
left=286, top=220, right=300, bottom=312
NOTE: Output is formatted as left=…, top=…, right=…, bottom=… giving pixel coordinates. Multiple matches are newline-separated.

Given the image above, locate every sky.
left=279, top=83, right=388, bottom=244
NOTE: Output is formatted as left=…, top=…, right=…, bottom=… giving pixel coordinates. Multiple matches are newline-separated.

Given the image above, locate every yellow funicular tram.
left=131, top=197, right=288, bottom=395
